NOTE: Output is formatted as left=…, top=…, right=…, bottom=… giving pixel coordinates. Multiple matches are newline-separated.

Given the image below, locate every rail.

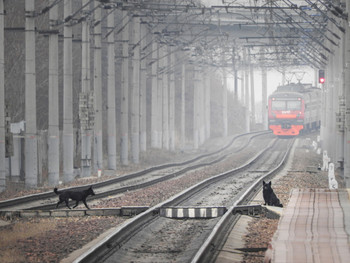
left=191, top=138, right=295, bottom=263
left=0, top=131, right=270, bottom=211
left=72, top=137, right=283, bottom=263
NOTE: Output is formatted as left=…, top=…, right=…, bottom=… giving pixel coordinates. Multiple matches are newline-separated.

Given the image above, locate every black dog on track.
left=54, top=186, right=95, bottom=209
left=263, top=181, right=283, bottom=207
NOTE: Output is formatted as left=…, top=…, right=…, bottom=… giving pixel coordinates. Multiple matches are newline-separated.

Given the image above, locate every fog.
left=226, top=66, right=317, bottom=103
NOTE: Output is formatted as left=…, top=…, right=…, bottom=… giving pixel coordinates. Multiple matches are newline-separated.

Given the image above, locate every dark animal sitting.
left=263, top=181, right=283, bottom=207
left=54, top=186, right=95, bottom=209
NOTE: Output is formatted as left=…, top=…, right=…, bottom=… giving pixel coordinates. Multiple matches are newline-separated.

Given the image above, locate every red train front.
left=268, top=84, right=306, bottom=137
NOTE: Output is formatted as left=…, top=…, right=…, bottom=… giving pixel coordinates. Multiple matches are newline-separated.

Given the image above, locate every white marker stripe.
left=166, top=208, right=172, bottom=218
left=200, top=208, right=207, bottom=218
left=177, top=208, right=184, bottom=218
left=189, top=208, right=195, bottom=218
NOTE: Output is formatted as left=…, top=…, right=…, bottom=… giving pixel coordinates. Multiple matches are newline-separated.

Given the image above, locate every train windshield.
left=271, top=100, right=301, bottom=111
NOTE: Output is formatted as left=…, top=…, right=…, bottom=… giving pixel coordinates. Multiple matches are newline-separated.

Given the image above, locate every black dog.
left=263, top=181, right=283, bottom=207
left=54, top=186, right=95, bottom=209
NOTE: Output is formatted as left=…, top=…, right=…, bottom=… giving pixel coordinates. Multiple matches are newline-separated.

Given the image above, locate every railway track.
left=0, top=131, right=269, bottom=211
left=73, top=137, right=294, bottom=263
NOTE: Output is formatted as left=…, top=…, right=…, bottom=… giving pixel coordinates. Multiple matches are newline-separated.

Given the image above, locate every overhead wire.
left=35, top=0, right=341, bottom=72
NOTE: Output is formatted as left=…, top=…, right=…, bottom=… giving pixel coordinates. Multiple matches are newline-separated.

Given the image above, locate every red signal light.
left=319, top=69, right=325, bottom=84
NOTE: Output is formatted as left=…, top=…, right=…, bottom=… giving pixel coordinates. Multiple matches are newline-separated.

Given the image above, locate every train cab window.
left=271, top=101, right=285, bottom=110
left=271, top=100, right=301, bottom=111
left=287, top=100, right=301, bottom=110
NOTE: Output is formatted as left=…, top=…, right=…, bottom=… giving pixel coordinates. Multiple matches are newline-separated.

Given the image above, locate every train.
left=268, top=83, right=322, bottom=137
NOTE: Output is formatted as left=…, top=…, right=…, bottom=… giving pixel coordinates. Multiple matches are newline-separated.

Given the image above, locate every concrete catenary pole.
left=222, top=69, right=228, bottom=137
left=93, top=1, right=103, bottom=172
left=131, top=16, right=140, bottom=164
left=204, top=67, right=210, bottom=140
left=63, top=0, right=74, bottom=183
left=48, top=0, right=59, bottom=185
left=323, top=24, right=335, bottom=160
left=107, top=9, right=116, bottom=170
left=193, top=65, right=200, bottom=149
left=162, top=46, right=169, bottom=150
left=240, top=70, right=245, bottom=104
left=168, top=47, right=175, bottom=151
left=120, top=10, right=129, bottom=165
left=140, top=23, right=147, bottom=152
left=181, top=60, right=186, bottom=150
left=199, top=69, right=205, bottom=144
left=343, top=2, right=350, bottom=186
left=25, top=0, right=38, bottom=188
left=320, top=73, right=327, bottom=146
left=330, top=24, right=338, bottom=161
left=157, top=46, right=163, bottom=148
left=262, top=66, right=268, bottom=130
left=151, top=40, right=159, bottom=148
left=232, top=49, right=238, bottom=102
left=281, top=70, right=286, bottom=85
left=81, top=0, right=92, bottom=177
left=334, top=23, right=344, bottom=167
left=249, top=50, right=256, bottom=128
left=243, top=48, right=250, bottom=132
left=0, top=0, right=5, bottom=191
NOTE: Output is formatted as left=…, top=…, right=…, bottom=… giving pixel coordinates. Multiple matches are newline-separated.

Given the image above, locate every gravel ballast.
left=242, top=136, right=341, bottom=263
left=0, top=134, right=339, bottom=263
